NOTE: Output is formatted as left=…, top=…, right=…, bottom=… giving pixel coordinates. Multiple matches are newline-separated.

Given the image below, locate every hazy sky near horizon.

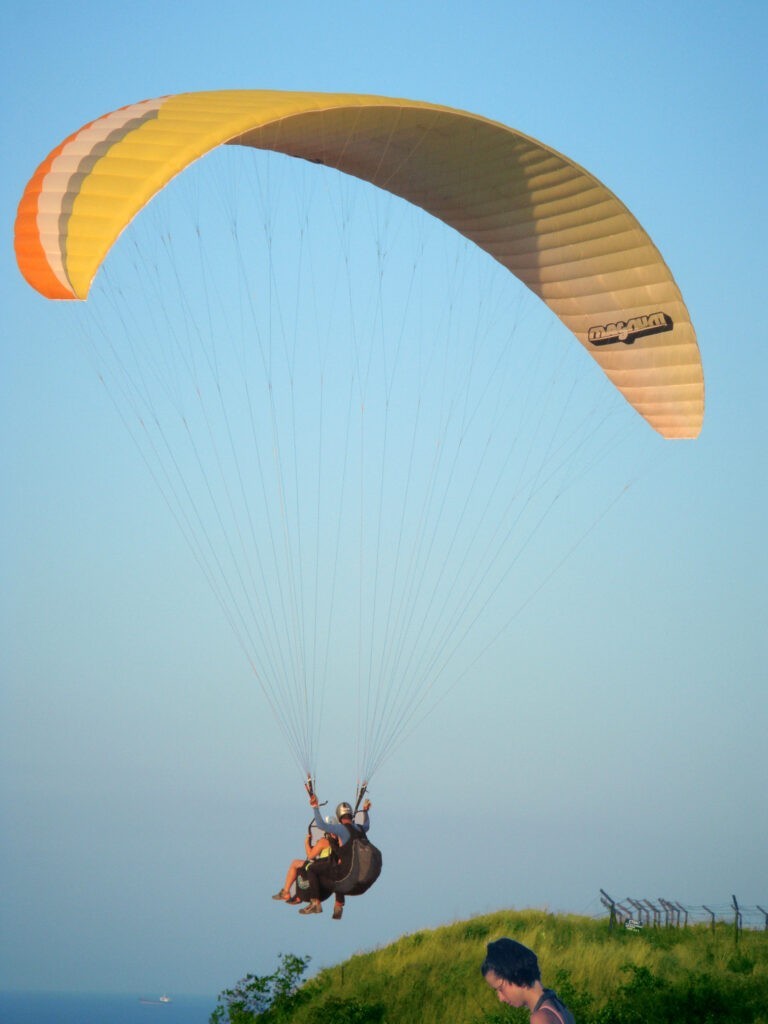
left=2, top=0, right=767, bottom=999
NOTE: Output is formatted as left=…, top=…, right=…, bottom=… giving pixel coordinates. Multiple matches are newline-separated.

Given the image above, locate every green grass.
left=279, top=909, right=768, bottom=1023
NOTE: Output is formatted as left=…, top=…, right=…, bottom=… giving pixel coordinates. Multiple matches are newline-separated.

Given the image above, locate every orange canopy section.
left=14, top=89, right=704, bottom=437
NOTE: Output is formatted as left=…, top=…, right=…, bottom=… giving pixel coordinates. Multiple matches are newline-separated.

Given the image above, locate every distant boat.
left=139, top=995, right=172, bottom=1004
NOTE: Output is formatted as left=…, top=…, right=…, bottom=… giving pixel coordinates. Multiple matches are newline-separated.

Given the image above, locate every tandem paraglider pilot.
left=482, top=938, right=575, bottom=1024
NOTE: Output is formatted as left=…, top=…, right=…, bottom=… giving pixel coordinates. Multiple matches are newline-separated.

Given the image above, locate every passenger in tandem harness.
left=271, top=824, right=338, bottom=905
left=294, top=782, right=381, bottom=919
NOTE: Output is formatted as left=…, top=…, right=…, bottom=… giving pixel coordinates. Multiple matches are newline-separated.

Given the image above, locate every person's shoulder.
left=531, top=993, right=574, bottom=1024
left=531, top=1007, right=565, bottom=1024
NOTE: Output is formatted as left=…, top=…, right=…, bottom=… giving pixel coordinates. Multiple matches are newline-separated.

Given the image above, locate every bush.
left=210, top=953, right=311, bottom=1024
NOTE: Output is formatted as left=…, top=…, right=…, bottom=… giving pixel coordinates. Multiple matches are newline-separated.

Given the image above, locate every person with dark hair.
left=481, top=938, right=576, bottom=1023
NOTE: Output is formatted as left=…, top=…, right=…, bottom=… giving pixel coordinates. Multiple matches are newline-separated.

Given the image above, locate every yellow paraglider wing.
left=14, top=89, right=704, bottom=438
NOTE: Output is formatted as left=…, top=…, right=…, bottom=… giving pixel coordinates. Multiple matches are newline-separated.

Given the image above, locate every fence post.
left=628, top=899, right=648, bottom=927
left=600, top=889, right=617, bottom=930
left=643, top=899, right=661, bottom=927
left=703, top=905, right=716, bottom=934
left=658, top=898, right=670, bottom=927
left=757, top=905, right=768, bottom=932
left=659, top=898, right=677, bottom=927
left=732, top=895, right=742, bottom=947
left=617, top=902, right=633, bottom=926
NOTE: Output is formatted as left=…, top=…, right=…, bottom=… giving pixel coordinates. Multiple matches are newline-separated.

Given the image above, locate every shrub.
left=210, top=953, right=311, bottom=1024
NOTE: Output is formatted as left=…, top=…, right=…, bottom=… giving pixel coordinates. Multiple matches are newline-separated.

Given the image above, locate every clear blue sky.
left=2, top=0, right=766, bottom=1000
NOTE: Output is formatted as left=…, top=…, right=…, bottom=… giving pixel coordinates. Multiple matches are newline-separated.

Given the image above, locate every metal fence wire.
left=599, top=890, right=768, bottom=934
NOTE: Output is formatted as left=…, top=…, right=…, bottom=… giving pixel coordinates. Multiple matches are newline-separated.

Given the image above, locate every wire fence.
left=599, top=890, right=768, bottom=934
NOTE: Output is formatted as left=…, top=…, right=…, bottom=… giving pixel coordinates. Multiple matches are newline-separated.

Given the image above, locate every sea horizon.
left=0, top=989, right=216, bottom=1024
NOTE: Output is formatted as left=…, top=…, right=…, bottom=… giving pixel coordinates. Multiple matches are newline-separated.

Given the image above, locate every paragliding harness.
left=332, top=782, right=382, bottom=895
left=331, top=820, right=382, bottom=896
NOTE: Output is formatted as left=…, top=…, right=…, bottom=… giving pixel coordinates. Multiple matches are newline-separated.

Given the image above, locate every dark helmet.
left=336, top=802, right=353, bottom=820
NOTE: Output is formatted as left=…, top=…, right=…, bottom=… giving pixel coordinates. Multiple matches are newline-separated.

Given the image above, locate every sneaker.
left=299, top=901, right=322, bottom=914
left=271, top=890, right=288, bottom=901
left=332, top=902, right=344, bottom=920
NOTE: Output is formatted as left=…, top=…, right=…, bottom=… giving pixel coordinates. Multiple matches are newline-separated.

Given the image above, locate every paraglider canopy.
left=15, top=89, right=703, bottom=438
left=14, top=90, right=704, bottom=787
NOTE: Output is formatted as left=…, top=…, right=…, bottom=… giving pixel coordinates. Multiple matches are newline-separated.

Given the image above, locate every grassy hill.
left=213, top=909, right=768, bottom=1023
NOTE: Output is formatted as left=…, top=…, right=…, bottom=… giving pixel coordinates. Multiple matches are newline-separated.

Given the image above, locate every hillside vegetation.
left=212, top=909, right=768, bottom=1023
